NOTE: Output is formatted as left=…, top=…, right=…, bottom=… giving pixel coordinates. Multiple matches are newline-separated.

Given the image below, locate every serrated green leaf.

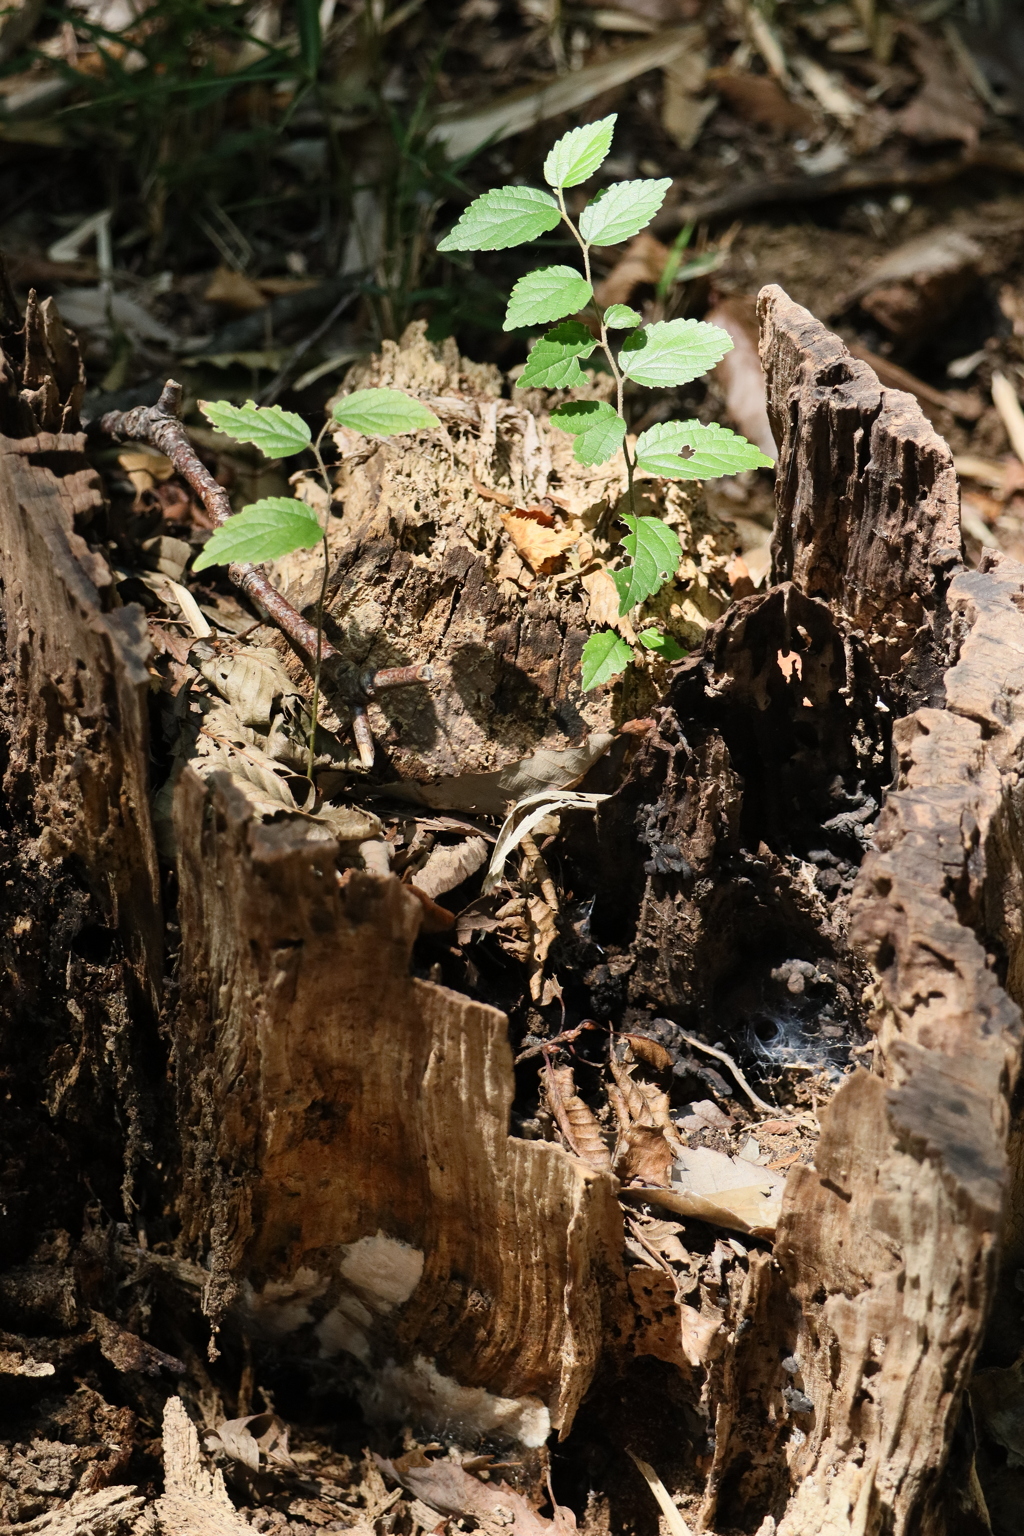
left=618, top=318, right=734, bottom=388
left=517, top=321, right=597, bottom=390
left=638, top=627, right=687, bottom=660
left=581, top=629, right=632, bottom=691
left=543, top=114, right=617, bottom=189
left=578, top=178, right=672, bottom=247
left=603, top=304, right=641, bottom=329
left=614, top=514, right=683, bottom=612
left=437, top=185, right=561, bottom=252
left=504, top=266, right=593, bottom=331
left=199, top=399, right=312, bottom=458
left=549, top=399, right=627, bottom=466
left=192, top=497, right=322, bottom=572
left=635, top=420, right=775, bottom=480
left=332, top=387, right=440, bottom=436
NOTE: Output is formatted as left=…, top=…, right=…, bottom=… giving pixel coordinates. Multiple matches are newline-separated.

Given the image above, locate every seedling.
left=437, top=113, right=773, bottom=688
left=191, top=390, right=440, bottom=776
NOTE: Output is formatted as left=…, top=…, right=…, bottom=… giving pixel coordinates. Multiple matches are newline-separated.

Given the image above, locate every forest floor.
left=2, top=1, right=1024, bottom=1533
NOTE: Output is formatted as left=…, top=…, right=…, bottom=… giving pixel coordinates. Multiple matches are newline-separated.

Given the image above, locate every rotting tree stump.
left=3, top=269, right=1024, bottom=1536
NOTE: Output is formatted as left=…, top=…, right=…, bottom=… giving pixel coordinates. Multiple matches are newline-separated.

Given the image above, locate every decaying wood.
left=171, top=765, right=624, bottom=1438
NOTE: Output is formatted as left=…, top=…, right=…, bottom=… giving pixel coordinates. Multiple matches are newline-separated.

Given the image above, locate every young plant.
left=437, top=114, right=774, bottom=690
left=191, top=390, right=440, bottom=774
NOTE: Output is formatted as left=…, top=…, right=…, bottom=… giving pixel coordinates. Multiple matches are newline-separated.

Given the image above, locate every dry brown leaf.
left=500, top=512, right=577, bottom=574
left=374, top=1450, right=568, bottom=1536
left=413, top=836, right=489, bottom=898
left=608, top=1055, right=676, bottom=1135
left=895, top=25, right=984, bottom=149
left=707, top=69, right=816, bottom=135
left=662, top=46, right=714, bottom=150
left=203, top=265, right=268, bottom=311
left=384, top=733, right=614, bottom=816
left=205, top=1412, right=296, bottom=1474
left=632, top=1215, right=692, bottom=1268
left=545, top=1064, right=612, bottom=1173
left=616, top=1124, right=675, bottom=1186
left=635, top=1144, right=787, bottom=1238
left=705, top=295, right=777, bottom=459
left=621, top=1034, right=673, bottom=1073
left=593, top=230, right=669, bottom=309
left=527, top=894, right=558, bottom=1001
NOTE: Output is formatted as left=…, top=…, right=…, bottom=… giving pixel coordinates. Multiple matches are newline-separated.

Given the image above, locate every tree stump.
left=3, top=276, right=1024, bottom=1536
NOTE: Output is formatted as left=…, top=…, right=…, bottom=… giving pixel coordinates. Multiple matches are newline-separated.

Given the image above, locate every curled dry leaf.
left=500, top=511, right=578, bottom=574
left=633, top=1144, right=787, bottom=1238
left=374, top=1449, right=569, bottom=1536
left=205, top=1412, right=297, bottom=1475
left=545, top=1063, right=612, bottom=1173
left=527, top=894, right=558, bottom=1002
left=621, top=1033, right=674, bottom=1073
left=413, top=836, right=489, bottom=899
left=616, top=1123, right=675, bottom=1186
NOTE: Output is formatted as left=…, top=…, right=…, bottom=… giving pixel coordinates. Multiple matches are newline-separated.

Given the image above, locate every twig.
left=626, top=1451, right=694, bottom=1536
left=678, top=1031, right=778, bottom=1116
left=514, top=1019, right=600, bottom=1065
left=991, top=372, right=1024, bottom=464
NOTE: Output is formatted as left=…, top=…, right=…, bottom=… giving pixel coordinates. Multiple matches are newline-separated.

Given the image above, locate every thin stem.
left=557, top=189, right=636, bottom=518
left=308, top=424, right=334, bottom=782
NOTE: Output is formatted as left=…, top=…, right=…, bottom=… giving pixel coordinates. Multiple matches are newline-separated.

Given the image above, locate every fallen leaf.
left=895, top=24, right=984, bottom=149
left=500, top=511, right=577, bottom=574
left=621, top=1034, right=673, bottom=1073
left=633, top=1144, right=787, bottom=1238
left=707, top=68, right=816, bottom=135
left=384, top=733, right=614, bottom=816
left=616, top=1123, right=675, bottom=1186
left=205, top=1411, right=297, bottom=1474
left=545, top=1063, right=612, bottom=1172
left=413, top=836, right=489, bottom=898
left=204, top=265, right=268, bottom=312
left=527, top=894, right=558, bottom=1001
left=484, top=789, right=609, bottom=893
left=374, top=1449, right=565, bottom=1536
left=705, top=295, right=778, bottom=459
left=593, top=229, right=669, bottom=309
left=675, top=1099, right=732, bottom=1132
left=662, top=46, right=714, bottom=150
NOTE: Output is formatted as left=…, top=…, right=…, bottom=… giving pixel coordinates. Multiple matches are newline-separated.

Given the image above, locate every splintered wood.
left=172, top=767, right=624, bottom=1439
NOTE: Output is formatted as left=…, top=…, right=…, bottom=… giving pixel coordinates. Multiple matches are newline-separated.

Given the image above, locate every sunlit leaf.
left=332, top=387, right=440, bottom=436
left=549, top=399, right=626, bottom=466
left=578, top=178, right=672, bottom=247
left=581, top=629, right=632, bottom=690
left=517, top=321, right=597, bottom=390
left=192, top=497, right=322, bottom=572
left=437, top=185, right=561, bottom=252
left=635, top=419, right=775, bottom=479
left=504, top=265, right=593, bottom=330
left=603, top=304, right=642, bottom=329
left=543, top=114, right=617, bottom=189
left=199, top=399, right=311, bottom=458
left=613, top=514, right=683, bottom=612
left=618, top=318, right=734, bottom=388
left=638, top=627, right=687, bottom=660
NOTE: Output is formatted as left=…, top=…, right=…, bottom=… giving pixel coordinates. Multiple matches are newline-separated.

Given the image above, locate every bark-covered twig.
left=99, top=380, right=429, bottom=771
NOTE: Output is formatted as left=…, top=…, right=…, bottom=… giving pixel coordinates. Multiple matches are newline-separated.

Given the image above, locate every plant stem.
left=557, top=190, right=636, bottom=517
left=308, top=425, right=334, bottom=782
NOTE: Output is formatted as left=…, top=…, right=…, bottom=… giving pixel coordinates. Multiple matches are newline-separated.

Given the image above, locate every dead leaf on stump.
left=373, top=1450, right=573, bottom=1536
left=545, top=1063, right=612, bottom=1172
left=500, top=512, right=577, bottom=574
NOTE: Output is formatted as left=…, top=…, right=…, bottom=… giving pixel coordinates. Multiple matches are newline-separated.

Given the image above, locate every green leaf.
left=618, top=318, right=734, bottom=388
left=437, top=185, right=561, bottom=252
left=578, top=178, right=672, bottom=247
left=635, top=420, right=775, bottom=480
left=192, top=497, right=322, bottom=572
left=332, top=387, right=441, bottom=436
left=638, top=627, right=687, bottom=660
left=549, top=399, right=627, bottom=466
left=504, top=266, right=593, bottom=330
left=613, top=514, right=683, bottom=612
left=581, top=629, right=632, bottom=690
left=517, top=321, right=597, bottom=390
left=543, top=113, right=617, bottom=189
left=603, top=304, right=641, bottom=329
left=199, top=399, right=312, bottom=459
